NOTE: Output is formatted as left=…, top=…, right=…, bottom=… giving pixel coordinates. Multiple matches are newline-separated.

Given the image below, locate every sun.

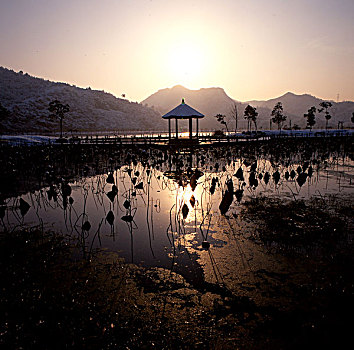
left=164, top=40, right=206, bottom=85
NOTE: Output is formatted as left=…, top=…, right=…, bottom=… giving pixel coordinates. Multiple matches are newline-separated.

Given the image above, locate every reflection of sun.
left=177, top=184, right=194, bottom=209
left=176, top=184, right=199, bottom=224
left=179, top=132, right=189, bottom=138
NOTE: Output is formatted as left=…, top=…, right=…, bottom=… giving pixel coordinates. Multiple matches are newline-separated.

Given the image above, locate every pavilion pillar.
left=168, top=119, right=171, bottom=140
left=189, top=118, right=193, bottom=139
left=175, top=118, right=178, bottom=139
left=196, top=118, right=199, bottom=139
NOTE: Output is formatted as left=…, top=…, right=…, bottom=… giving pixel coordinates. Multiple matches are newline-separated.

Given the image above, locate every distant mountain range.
left=0, top=67, right=161, bottom=133
left=141, top=85, right=235, bottom=130
left=1, top=67, right=353, bottom=134
left=142, top=86, right=354, bottom=130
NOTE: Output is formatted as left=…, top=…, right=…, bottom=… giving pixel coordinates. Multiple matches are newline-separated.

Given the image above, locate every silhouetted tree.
left=351, top=112, right=354, bottom=124
left=304, top=106, right=316, bottom=131
left=244, top=105, right=258, bottom=132
left=1, top=101, right=10, bottom=114
left=271, top=102, right=287, bottom=131
left=0, top=102, right=10, bottom=117
left=229, top=102, right=239, bottom=133
left=0, top=102, right=10, bottom=132
left=318, top=101, right=333, bottom=130
left=215, top=114, right=229, bottom=132
left=48, top=100, right=70, bottom=138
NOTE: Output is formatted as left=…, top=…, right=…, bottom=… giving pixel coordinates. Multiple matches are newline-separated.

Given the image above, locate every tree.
left=271, top=102, right=287, bottom=131
left=318, top=101, right=333, bottom=130
left=214, top=114, right=229, bottom=133
left=351, top=112, right=354, bottom=124
left=304, top=106, right=316, bottom=131
left=0, top=102, right=10, bottom=119
left=244, top=105, right=258, bottom=132
left=229, top=102, right=239, bottom=133
left=48, top=100, right=70, bottom=138
left=0, top=102, right=11, bottom=133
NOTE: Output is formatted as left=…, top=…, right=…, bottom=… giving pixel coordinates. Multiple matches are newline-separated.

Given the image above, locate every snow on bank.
left=229, top=129, right=354, bottom=138
left=0, top=135, right=56, bottom=146
left=1, top=129, right=353, bottom=146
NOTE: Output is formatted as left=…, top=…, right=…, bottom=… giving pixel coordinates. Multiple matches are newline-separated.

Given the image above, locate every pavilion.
left=162, top=99, right=204, bottom=143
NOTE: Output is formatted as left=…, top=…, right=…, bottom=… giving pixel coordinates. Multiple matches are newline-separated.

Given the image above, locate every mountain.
left=0, top=67, right=162, bottom=134
left=143, top=87, right=354, bottom=130
left=247, top=92, right=354, bottom=129
left=141, top=85, right=237, bottom=130
left=1, top=67, right=353, bottom=134
left=248, top=92, right=323, bottom=117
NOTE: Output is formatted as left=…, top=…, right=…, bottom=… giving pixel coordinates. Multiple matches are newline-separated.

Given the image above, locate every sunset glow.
left=1, top=0, right=353, bottom=102
left=1, top=2, right=353, bottom=346
left=165, top=41, right=206, bottom=86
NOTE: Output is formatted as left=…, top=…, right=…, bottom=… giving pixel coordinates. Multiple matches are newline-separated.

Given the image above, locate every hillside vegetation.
left=0, top=67, right=162, bottom=134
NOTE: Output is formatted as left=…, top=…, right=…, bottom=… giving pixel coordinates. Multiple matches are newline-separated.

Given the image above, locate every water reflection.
left=1, top=145, right=353, bottom=285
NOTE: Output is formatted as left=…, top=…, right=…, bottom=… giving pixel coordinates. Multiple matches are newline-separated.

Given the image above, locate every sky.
left=1, top=0, right=354, bottom=102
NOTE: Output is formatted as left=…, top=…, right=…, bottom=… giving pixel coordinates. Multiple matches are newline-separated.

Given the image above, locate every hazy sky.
left=1, top=0, right=354, bottom=102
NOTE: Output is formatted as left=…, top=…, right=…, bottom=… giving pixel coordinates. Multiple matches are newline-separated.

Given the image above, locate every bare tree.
left=215, top=114, right=229, bottom=133
left=229, top=102, right=239, bottom=133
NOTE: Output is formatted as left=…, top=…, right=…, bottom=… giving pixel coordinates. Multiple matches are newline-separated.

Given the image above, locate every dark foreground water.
left=1, top=141, right=353, bottom=287
left=1, top=139, right=354, bottom=348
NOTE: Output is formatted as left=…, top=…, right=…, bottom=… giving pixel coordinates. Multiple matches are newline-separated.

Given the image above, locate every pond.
left=1, top=141, right=353, bottom=289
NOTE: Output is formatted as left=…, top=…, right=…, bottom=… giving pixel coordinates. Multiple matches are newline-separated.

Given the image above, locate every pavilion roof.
left=162, top=99, right=204, bottom=119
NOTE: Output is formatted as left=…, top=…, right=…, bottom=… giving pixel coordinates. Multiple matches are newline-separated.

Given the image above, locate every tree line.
left=215, top=101, right=354, bottom=133
left=1, top=98, right=354, bottom=136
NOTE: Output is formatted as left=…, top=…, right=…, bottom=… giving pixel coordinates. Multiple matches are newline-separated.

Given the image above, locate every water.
left=2, top=143, right=353, bottom=286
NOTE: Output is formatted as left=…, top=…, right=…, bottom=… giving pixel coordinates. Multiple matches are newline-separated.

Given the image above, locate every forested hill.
left=0, top=67, right=162, bottom=133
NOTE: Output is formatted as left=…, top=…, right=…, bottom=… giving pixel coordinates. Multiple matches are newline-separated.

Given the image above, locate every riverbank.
left=0, top=129, right=353, bottom=147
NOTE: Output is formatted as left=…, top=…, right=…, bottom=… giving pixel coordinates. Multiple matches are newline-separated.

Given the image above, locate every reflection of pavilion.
left=162, top=99, right=204, bottom=146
